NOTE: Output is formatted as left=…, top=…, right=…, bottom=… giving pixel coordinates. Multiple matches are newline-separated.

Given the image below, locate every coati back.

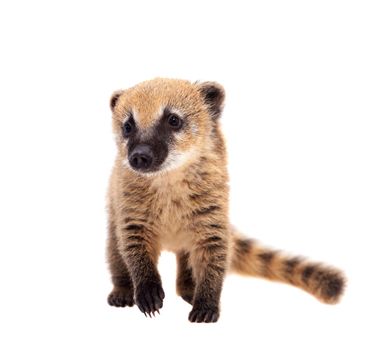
left=106, top=78, right=345, bottom=323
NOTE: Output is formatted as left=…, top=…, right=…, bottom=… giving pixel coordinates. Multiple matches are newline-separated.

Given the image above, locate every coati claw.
left=135, top=281, right=165, bottom=316
left=189, top=304, right=220, bottom=323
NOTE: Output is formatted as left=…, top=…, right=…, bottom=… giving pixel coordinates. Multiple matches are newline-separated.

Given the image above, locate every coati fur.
left=106, top=78, right=345, bottom=323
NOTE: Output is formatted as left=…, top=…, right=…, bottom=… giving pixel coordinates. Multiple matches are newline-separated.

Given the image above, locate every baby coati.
left=106, top=78, right=345, bottom=323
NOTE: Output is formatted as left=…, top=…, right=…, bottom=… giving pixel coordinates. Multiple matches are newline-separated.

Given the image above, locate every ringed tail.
left=230, top=230, right=346, bottom=304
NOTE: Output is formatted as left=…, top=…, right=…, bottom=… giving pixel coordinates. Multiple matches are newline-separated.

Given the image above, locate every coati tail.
left=230, top=231, right=346, bottom=304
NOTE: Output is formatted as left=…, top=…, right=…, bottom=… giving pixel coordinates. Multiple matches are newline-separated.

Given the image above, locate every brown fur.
left=106, top=78, right=346, bottom=323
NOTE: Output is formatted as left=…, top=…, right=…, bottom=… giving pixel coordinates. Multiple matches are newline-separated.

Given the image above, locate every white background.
left=0, top=1, right=375, bottom=349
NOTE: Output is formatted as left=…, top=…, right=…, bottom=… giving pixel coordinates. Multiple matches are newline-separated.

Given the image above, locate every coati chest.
left=119, top=169, right=196, bottom=252
left=148, top=173, right=195, bottom=252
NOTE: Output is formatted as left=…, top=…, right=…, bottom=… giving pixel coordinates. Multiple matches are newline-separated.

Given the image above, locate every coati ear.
left=110, top=90, right=124, bottom=112
left=197, top=81, right=225, bottom=120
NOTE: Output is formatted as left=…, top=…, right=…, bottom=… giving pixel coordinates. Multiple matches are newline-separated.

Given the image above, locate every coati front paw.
left=188, top=301, right=220, bottom=323
left=108, top=287, right=134, bottom=307
left=135, top=281, right=165, bottom=316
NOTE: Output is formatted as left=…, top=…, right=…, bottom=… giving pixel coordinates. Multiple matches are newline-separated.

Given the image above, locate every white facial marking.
left=191, top=123, right=198, bottom=135
left=114, top=132, right=121, bottom=144
left=160, top=148, right=196, bottom=173
left=131, top=108, right=138, bottom=123
left=122, top=148, right=197, bottom=177
left=168, top=107, right=183, bottom=116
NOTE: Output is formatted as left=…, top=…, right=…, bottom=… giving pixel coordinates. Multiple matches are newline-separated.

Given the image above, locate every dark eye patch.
left=123, top=107, right=189, bottom=172
left=122, top=113, right=136, bottom=138
left=167, top=113, right=183, bottom=130
left=161, top=108, right=185, bottom=131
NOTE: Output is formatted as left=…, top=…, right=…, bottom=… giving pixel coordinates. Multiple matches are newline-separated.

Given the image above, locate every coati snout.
left=127, top=138, right=168, bottom=173
left=122, top=109, right=184, bottom=172
left=128, top=144, right=154, bottom=170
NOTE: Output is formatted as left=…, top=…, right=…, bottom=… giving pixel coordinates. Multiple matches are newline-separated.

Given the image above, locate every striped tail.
left=230, top=231, right=346, bottom=304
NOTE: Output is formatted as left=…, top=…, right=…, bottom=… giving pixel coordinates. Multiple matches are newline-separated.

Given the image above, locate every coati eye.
left=122, top=121, right=133, bottom=138
left=167, top=114, right=183, bottom=130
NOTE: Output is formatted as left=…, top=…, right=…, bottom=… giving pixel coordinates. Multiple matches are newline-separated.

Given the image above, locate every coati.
left=106, top=78, right=345, bottom=323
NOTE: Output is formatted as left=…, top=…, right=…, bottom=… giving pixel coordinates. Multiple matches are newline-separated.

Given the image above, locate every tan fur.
left=230, top=230, right=345, bottom=304
left=106, top=78, right=345, bottom=322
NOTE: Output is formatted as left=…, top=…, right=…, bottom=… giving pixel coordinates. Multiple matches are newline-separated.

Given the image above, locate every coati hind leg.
left=107, top=218, right=135, bottom=307
left=176, top=251, right=195, bottom=305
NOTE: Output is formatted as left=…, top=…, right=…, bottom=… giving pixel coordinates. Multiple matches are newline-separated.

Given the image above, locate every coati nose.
left=129, top=144, right=154, bottom=170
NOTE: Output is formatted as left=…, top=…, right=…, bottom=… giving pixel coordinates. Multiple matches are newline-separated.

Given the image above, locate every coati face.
left=110, top=78, right=225, bottom=174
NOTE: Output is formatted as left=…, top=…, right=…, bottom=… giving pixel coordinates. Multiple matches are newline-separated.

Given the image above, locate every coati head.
left=110, top=78, right=225, bottom=174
